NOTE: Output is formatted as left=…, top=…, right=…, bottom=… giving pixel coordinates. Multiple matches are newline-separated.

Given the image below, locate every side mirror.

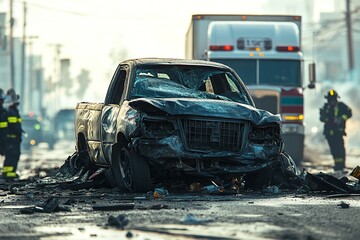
left=308, top=63, right=316, bottom=89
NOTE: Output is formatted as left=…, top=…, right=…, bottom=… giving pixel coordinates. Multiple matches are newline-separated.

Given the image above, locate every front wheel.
left=112, top=147, right=152, bottom=193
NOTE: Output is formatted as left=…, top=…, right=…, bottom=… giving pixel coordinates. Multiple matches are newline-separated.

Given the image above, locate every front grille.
left=181, top=118, right=244, bottom=152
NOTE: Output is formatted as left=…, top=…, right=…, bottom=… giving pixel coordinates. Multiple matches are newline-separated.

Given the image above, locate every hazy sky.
left=1, top=0, right=336, bottom=101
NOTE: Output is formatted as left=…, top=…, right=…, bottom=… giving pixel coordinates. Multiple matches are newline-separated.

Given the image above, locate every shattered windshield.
left=131, top=65, right=251, bottom=105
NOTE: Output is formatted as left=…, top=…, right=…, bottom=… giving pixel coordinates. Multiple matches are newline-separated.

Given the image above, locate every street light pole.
left=9, top=0, right=15, bottom=89
left=27, top=36, right=38, bottom=112
left=345, top=0, right=354, bottom=71
left=21, top=1, right=27, bottom=113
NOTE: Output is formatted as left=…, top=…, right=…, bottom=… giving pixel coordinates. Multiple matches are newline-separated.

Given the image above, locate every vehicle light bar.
left=209, top=45, right=234, bottom=51
left=282, top=114, right=304, bottom=121
left=276, top=46, right=300, bottom=52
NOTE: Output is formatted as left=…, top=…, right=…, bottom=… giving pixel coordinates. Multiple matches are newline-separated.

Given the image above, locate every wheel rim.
left=119, top=148, right=133, bottom=191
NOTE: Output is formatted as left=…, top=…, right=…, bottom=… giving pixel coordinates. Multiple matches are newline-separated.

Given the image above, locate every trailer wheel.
left=112, top=147, right=151, bottom=193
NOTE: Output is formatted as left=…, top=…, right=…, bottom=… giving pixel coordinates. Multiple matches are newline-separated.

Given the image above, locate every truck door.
left=101, top=65, right=129, bottom=163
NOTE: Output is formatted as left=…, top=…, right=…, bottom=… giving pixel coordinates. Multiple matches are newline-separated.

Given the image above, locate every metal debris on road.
left=350, top=166, right=360, bottom=179
left=19, top=197, right=71, bottom=214
left=337, top=201, right=350, bottom=209
left=180, top=214, right=213, bottom=225
left=107, top=214, right=129, bottom=229
left=92, top=203, right=135, bottom=211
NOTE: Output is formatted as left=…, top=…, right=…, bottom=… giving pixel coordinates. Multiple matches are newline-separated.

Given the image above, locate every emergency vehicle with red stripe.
left=186, top=15, right=316, bottom=164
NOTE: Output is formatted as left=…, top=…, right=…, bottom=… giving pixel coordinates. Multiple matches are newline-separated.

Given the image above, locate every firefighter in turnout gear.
left=0, top=89, right=8, bottom=157
left=2, top=89, right=22, bottom=181
left=320, top=89, right=352, bottom=172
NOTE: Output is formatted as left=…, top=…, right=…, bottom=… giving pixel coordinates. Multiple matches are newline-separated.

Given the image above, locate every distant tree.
left=76, top=69, right=91, bottom=99
left=60, top=59, right=72, bottom=96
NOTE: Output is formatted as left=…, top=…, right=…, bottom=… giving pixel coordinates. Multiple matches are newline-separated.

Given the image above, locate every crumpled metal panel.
left=101, top=105, right=120, bottom=143
left=75, top=102, right=106, bottom=164
left=126, top=98, right=282, bottom=164
left=75, top=102, right=103, bottom=141
left=117, top=102, right=142, bottom=139
left=129, top=97, right=281, bottom=125
left=137, top=135, right=185, bottom=159
left=100, top=105, right=121, bottom=164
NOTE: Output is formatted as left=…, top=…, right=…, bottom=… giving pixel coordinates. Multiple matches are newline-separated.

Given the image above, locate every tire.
left=104, top=168, right=118, bottom=188
left=112, top=147, right=151, bottom=193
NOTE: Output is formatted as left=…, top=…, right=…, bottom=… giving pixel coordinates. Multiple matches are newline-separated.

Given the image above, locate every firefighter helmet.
left=6, top=88, right=20, bottom=104
left=325, top=89, right=339, bottom=100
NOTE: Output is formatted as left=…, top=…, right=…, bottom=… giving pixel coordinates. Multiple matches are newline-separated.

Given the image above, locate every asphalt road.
left=0, top=141, right=360, bottom=240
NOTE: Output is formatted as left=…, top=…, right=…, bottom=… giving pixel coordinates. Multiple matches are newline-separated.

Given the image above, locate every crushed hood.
left=129, top=98, right=281, bottom=125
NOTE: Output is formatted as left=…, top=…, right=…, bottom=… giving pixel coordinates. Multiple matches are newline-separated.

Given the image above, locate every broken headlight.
left=142, top=118, right=176, bottom=139
left=248, top=124, right=281, bottom=145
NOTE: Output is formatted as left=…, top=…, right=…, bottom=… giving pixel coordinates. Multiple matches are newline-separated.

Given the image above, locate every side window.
left=209, top=74, right=228, bottom=94
left=107, top=69, right=127, bottom=104
left=226, top=75, right=240, bottom=93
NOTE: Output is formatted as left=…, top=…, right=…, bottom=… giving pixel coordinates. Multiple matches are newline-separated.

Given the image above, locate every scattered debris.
left=188, top=182, right=201, bottom=192
left=25, top=192, right=35, bottom=200
left=3, top=148, right=360, bottom=199
left=350, top=166, right=360, bottom=179
left=126, top=231, right=133, bottom=238
left=107, top=214, right=129, bottom=229
left=153, top=187, right=169, bottom=199
left=19, top=197, right=71, bottom=214
left=337, top=201, right=350, bottom=209
left=202, top=181, right=224, bottom=194
left=180, top=214, right=213, bottom=225
left=92, top=203, right=135, bottom=211
left=64, top=198, right=77, bottom=205
left=305, top=172, right=352, bottom=193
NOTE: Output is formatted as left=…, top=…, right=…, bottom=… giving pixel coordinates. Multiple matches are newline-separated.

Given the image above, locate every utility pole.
left=9, top=0, right=15, bottom=89
left=21, top=1, right=27, bottom=113
left=27, top=36, right=38, bottom=112
left=346, top=0, right=354, bottom=71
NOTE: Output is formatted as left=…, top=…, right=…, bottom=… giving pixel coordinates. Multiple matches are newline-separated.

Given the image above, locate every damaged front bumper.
left=133, top=134, right=282, bottom=176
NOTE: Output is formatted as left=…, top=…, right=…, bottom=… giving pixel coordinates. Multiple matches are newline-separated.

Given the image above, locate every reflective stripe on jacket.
left=7, top=106, right=22, bottom=142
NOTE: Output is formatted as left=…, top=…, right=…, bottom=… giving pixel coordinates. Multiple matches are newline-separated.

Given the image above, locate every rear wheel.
left=112, top=147, right=151, bottom=193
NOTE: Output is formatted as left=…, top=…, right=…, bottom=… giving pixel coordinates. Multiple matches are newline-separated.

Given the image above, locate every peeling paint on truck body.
left=75, top=58, right=283, bottom=190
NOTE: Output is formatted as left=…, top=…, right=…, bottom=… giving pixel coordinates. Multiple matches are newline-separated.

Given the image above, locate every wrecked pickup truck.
left=75, top=58, right=287, bottom=193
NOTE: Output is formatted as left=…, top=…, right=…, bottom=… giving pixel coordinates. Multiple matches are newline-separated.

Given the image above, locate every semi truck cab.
left=206, top=20, right=305, bottom=164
